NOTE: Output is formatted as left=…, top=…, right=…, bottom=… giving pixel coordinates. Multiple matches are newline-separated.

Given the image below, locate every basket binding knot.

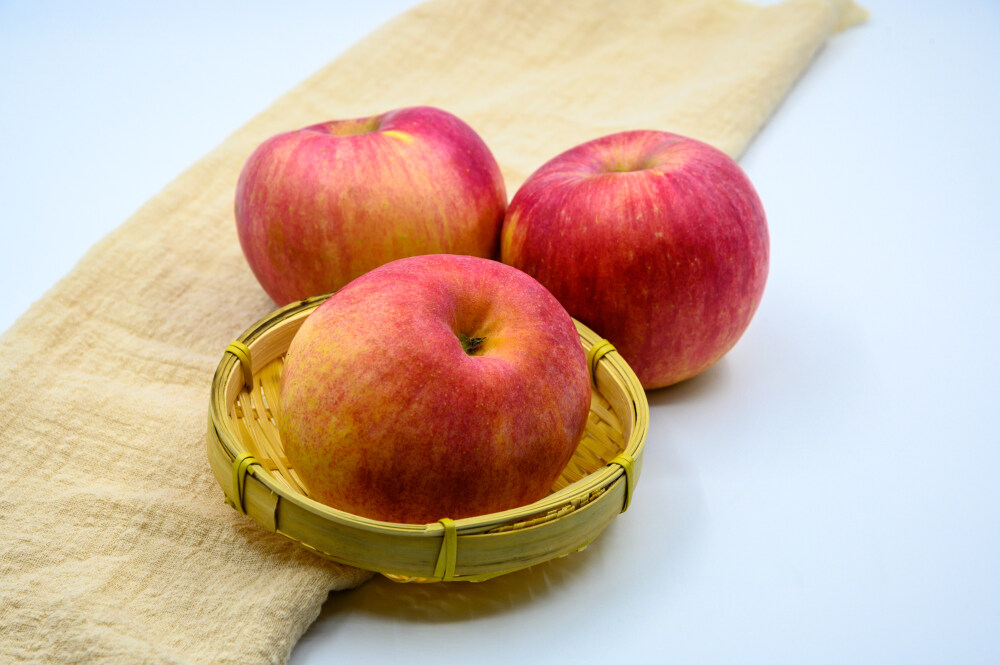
left=608, top=453, right=636, bottom=512
left=226, top=452, right=261, bottom=514
left=433, top=518, right=458, bottom=581
left=586, top=339, right=616, bottom=386
left=226, top=341, right=253, bottom=391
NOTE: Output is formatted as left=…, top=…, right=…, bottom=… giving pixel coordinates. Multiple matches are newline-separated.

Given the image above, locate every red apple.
left=278, top=254, right=591, bottom=524
left=235, top=106, right=507, bottom=305
left=501, top=130, right=769, bottom=390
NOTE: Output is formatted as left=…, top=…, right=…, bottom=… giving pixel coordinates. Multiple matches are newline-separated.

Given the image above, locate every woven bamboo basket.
left=207, top=293, right=648, bottom=582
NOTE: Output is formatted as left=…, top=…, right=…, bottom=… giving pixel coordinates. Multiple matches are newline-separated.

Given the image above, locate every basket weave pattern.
left=207, top=294, right=648, bottom=582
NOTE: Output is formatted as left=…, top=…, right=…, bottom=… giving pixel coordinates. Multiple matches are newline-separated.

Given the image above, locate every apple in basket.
left=235, top=106, right=507, bottom=305
left=278, top=254, right=592, bottom=524
left=501, top=130, right=769, bottom=390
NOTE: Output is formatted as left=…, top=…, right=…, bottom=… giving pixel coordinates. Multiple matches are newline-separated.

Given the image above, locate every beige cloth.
left=0, top=1, right=864, bottom=663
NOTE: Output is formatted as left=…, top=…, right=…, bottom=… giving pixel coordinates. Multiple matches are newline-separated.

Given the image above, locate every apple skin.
left=278, top=254, right=591, bottom=524
left=235, top=106, right=507, bottom=305
left=500, top=130, right=769, bottom=390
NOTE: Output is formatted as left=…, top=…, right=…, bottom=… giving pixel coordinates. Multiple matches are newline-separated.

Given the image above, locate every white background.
left=2, top=1, right=999, bottom=664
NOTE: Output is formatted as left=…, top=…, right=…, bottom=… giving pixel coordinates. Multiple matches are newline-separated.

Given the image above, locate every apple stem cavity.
left=604, top=156, right=655, bottom=173
left=322, top=116, right=383, bottom=136
left=458, top=332, right=486, bottom=355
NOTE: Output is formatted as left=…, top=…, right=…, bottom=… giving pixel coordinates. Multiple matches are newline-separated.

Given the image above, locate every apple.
left=235, top=106, right=507, bottom=305
left=278, top=254, right=591, bottom=524
left=501, top=130, right=769, bottom=390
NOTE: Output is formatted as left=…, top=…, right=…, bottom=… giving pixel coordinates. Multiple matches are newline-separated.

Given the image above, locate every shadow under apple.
left=646, top=358, right=734, bottom=409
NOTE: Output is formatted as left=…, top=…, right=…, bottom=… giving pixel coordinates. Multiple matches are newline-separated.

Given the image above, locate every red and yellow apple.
left=501, top=130, right=769, bottom=390
left=235, top=106, right=507, bottom=305
left=278, top=254, right=591, bottom=524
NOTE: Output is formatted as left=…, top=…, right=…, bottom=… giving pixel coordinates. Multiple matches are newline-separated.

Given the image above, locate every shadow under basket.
left=207, top=293, right=648, bottom=583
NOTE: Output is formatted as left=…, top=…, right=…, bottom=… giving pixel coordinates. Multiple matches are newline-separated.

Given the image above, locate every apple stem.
left=458, top=332, right=486, bottom=355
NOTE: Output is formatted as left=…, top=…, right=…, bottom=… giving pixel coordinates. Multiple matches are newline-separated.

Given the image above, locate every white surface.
left=3, top=2, right=999, bottom=664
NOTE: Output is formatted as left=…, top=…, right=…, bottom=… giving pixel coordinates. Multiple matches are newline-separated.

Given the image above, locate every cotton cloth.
left=0, top=1, right=864, bottom=662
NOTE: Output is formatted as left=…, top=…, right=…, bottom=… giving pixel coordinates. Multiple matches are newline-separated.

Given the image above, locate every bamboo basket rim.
left=207, top=292, right=649, bottom=580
